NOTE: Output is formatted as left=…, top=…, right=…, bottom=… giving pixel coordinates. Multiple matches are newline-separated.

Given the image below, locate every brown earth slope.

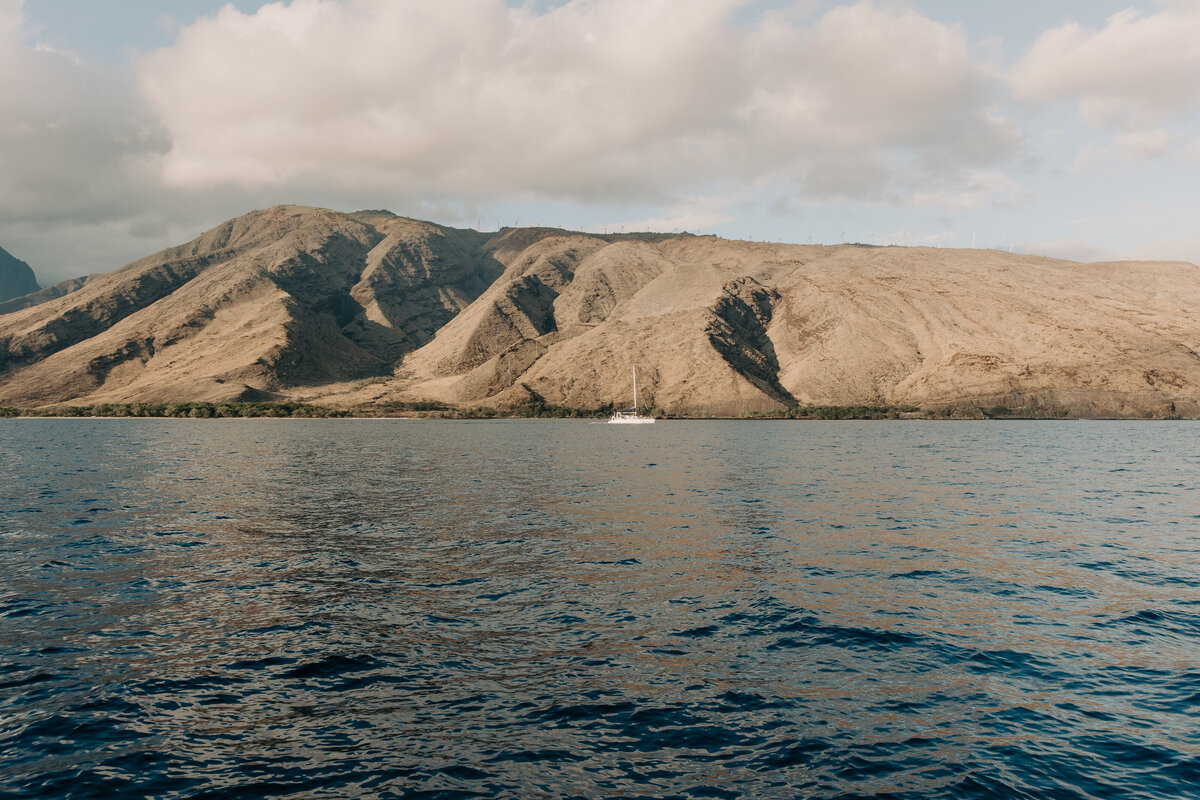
left=2, top=206, right=1199, bottom=417
left=0, top=206, right=500, bottom=405
left=332, top=232, right=1200, bottom=418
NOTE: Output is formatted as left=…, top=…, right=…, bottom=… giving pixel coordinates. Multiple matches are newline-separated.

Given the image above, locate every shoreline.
left=5, top=417, right=1195, bottom=421
left=3, top=413, right=1194, bottom=422
left=2, top=399, right=1193, bottom=421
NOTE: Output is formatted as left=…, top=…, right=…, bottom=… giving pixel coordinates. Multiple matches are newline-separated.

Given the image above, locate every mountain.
left=1, top=205, right=1199, bottom=417
left=0, top=246, right=40, bottom=303
left=0, top=206, right=500, bottom=405
left=0, top=275, right=93, bottom=316
left=332, top=231, right=1200, bottom=418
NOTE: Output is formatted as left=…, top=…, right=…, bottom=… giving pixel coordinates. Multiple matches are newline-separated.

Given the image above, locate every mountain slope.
left=0, top=206, right=499, bottom=405
left=2, top=206, right=1199, bottom=417
left=0, top=275, right=93, bottom=316
left=339, top=235, right=1200, bottom=418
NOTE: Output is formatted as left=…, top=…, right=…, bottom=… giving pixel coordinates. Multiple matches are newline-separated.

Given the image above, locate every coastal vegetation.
left=0, top=401, right=1150, bottom=420
left=785, top=404, right=919, bottom=420
left=0, top=401, right=351, bottom=418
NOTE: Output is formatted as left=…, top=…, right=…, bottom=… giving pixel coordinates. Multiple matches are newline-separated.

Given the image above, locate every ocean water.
left=1, top=419, right=1198, bottom=799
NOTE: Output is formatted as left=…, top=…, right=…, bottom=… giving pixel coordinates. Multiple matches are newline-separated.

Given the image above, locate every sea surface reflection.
left=1, top=420, right=1198, bottom=798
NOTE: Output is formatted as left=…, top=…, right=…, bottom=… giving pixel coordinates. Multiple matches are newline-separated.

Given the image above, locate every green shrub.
left=786, top=404, right=899, bottom=420
left=0, top=401, right=349, bottom=419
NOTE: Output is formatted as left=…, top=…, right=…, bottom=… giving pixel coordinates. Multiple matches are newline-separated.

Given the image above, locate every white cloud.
left=612, top=194, right=738, bottom=234
left=1068, top=129, right=1175, bottom=173
left=1011, top=6, right=1200, bottom=131
left=0, top=0, right=18, bottom=38
left=0, top=0, right=1040, bottom=281
left=0, top=0, right=187, bottom=279
left=138, top=0, right=1020, bottom=205
left=0, top=0, right=167, bottom=227
left=906, top=170, right=1027, bottom=210
left=746, top=3, right=1016, bottom=161
left=1114, top=129, right=1173, bottom=159
left=140, top=0, right=746, bottom=196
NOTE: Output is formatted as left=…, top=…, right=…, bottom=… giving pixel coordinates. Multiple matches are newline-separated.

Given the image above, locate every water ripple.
left=1, top=419, right=1198, bottom=799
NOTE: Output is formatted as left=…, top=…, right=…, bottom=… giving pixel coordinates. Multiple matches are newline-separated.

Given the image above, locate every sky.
left=3, top=0, right=1199, bottom=284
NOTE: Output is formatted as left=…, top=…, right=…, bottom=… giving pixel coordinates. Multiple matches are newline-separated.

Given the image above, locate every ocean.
left=1, top=419, right=1197, bottom=798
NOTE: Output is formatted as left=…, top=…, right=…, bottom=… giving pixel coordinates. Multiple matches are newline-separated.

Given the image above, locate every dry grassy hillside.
left=2, top=206, right=1198, bottom=417
left=315, top=233, right=1200, bottom=418
left=0, top=206, right=499, bottom=406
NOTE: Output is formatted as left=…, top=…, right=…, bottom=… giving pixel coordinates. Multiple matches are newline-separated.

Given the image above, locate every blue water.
left=1, top=420, right=1198, bottom=799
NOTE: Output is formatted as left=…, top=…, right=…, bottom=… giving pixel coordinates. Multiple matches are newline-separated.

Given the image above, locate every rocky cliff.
left=0, top=246, right=40, bottom=304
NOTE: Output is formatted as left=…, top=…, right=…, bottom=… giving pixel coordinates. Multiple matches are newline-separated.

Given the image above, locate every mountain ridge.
left=1, top=205, right=1198, bottom=418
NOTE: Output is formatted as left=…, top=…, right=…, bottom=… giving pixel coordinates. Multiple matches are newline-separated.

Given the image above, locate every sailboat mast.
left=632, top=365, right=638, bottom=413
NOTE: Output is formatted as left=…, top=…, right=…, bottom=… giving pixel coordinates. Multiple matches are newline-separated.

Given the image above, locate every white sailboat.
left=608, top=366, right=655, bottom=424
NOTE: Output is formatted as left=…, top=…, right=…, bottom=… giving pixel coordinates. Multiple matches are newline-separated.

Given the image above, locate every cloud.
left=0, top=0, right=1031, bottom=281
left=1068, top=129, right=1175, bottom=173
left=139, top=0, right=1021, bottom=205
left=906, top=170, right=1028, bottom=210
left=0, top=0, right=204, bottom=280
left=1011, top=6, right=1200, bottom=131
left=0, top=0, right=167, bottom=228
left=612, top=194, right=738, bottom=234
left=1114, top=129, right=1174, bottom=159
left=0, top=0, right=406, bottom=279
